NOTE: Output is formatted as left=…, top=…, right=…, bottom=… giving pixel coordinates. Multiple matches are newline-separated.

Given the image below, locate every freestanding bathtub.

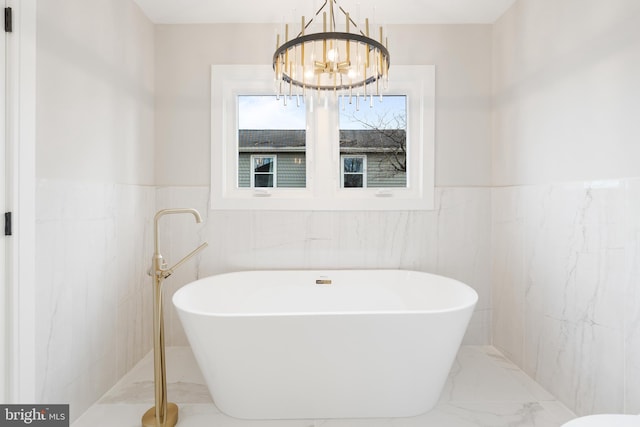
left=173, top=269, right=478, bottom=420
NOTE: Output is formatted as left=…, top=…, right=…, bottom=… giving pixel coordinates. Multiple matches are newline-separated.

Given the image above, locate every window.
left=342, top=155, right=367, bottom=188
left=238, top=96, right=306, bottom=188
left=251, top=155, right=276, bottom=187
left=211, top=65, right=434, bottom=210
left=339, top=95, right=407, bottom=189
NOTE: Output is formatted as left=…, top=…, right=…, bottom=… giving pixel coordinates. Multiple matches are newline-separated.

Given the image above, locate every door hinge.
left=5, top=7, right=12, bottom=33
left=4, top=212, right=12, bottom=236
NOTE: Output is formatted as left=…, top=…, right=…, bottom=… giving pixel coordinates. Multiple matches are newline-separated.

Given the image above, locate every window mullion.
left=311, top=95, right=340, bottom=199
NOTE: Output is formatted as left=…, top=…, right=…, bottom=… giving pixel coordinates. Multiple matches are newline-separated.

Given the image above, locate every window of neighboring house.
left=211, top=65, right=434, bottom=210
left=341, top=155, right=367, bottom=188
left=251, top=155, right=277, bottom=187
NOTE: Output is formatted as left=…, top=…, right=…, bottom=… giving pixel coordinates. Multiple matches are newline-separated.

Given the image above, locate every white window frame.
left=251, top=155, right=277, bottom=188
left=211, top=64, right=435, bottom=210
left=341, top=155, right=367, bottom=188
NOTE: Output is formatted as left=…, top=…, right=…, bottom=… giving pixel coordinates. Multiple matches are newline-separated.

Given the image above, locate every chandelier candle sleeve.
left=273, top=0, right=390, bottom=97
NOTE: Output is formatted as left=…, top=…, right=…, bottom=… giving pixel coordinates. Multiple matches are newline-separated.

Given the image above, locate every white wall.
left=492, top=0, right=640, bottom=186
left=153, top=23, right=495, bottom=349
left=492, top=0, right=640, bottom=416
left=37, top=0, right=155, bottom=184
left=35, top=0, right=156, bottom=421
left=155, top=24, right=493, bottom=187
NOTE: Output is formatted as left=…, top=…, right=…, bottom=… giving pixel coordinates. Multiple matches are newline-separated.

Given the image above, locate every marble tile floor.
left=72, top=346, right=576, bottom=427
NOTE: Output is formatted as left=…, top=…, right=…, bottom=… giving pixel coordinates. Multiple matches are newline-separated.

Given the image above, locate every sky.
left=238, top=95, right=406, bottom=130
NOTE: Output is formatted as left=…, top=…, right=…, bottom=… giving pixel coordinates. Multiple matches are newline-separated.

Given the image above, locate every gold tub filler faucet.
left=142, top=208, right=208, bottom=427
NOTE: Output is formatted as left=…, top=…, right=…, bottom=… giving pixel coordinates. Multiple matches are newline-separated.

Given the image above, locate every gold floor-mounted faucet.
left=142, top=208, right=208, bottom=427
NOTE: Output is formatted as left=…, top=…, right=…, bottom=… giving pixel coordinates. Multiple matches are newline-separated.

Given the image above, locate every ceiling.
left=132, top=0, right=518, bottom=25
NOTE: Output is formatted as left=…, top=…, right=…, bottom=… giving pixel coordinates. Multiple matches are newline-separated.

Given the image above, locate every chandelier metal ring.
left=273, top=32, right=390, bottom=91
left=273, top=32, right=391, bottom=90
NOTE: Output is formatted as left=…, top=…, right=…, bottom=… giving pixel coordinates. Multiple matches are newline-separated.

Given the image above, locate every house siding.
left=239, top=152, right=405, bottom=188
left=365, top=153, right=407, bottom=187
left=237, top=129, right=406, bottom=188
left=239, top=153, right=306, bottom=188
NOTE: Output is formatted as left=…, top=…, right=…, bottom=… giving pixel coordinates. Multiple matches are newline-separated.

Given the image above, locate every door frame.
left=0, top=0, right=7, bottom=404
left=3, top=0, right=36, bottom=403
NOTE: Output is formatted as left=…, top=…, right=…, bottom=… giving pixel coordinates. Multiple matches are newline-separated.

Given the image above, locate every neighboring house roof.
left=339, top=129, right=406, bottom=153
left=238, top=129, right=406, bottom=153
left=239, top=130, right=306, bottom=152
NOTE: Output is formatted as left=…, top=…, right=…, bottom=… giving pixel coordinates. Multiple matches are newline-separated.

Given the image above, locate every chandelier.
left=273, top=0, right=390, bottom=103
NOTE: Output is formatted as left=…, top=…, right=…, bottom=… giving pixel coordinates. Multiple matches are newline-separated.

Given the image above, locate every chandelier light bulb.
left=327, top=48, right=338, bottom=62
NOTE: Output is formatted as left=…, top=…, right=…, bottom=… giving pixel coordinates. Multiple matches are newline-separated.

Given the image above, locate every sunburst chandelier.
left=273, top=0, right=390, bottom=104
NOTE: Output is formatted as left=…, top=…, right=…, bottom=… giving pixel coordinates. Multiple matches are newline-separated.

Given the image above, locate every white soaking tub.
left=173, top=269, right=478, bottom=420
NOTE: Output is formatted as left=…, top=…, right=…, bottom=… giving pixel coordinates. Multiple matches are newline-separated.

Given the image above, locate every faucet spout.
left=154, top=208, right=203, bottom=256
left=155, top=207, right=202, bottom=222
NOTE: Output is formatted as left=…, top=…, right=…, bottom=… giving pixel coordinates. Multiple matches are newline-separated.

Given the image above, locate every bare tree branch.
left=346, top=111, right=406, bottom=175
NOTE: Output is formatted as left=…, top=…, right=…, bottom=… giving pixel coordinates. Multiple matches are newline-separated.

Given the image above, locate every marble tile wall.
left=492, top=179, right=640, bottom=416
left=35, top=179, right=156, bottom=421
left=628, top=180, right=640, bottom=414
left=38, top=178, right=639, bottom=421
left=155, top=186, right=493, bottom=348
left=34, top=182, right=491, bottom=421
